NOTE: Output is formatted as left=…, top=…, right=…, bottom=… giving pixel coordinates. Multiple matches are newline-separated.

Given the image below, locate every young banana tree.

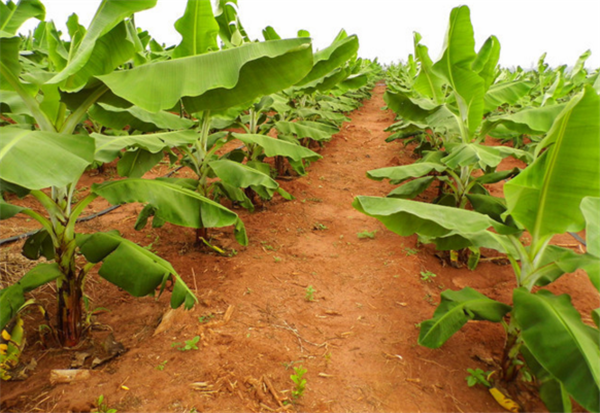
left=0, top=0, right=313, bottom=348
left=354, top=85, right=600, bottom=412
left=373, top=6, right=534, bottom=267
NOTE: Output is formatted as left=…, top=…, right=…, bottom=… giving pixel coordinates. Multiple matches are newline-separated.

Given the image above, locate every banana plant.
left=0, top=0, right=313, bottom=348
left=372, top=6, right=533, bottom=267
left=86, top=0, right=314, bottom=240
left=354, top=85, right=600, bottom=412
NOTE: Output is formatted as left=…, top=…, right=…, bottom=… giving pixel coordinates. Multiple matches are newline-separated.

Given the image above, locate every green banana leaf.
left=504, top=86, right=600, bottom=246
left=552, top=194, right=599, bottom=288
left=0, top=127, right=94, bottom=189
left=432, top=5, right=484, bottom=136
left=232, top=132, right=321, bottom=165
left=513, top=288, right=600, bottom=413
left=0, top=199, right=25, bottom=220
left=333, top=73, right=368, bottom=95
left=49, top=0, right=156, bottom=91
left=352, top=196, right=519, bottom=253
left=209, top=159, right=290, bottom=201
left=117, top=149, right=164, bottom=179
left=89, top=103, right=195, bottom=132
left=172, top=0, right=219, bottom=58
left=0, top=263, right=62, bottom=330
left=295, top=32, right=358, bottom=87
left=484, top=103, right=566, bottom=136
left=466, top=193, right=515, bottom=226
left=214, top=0, right=248, bottom=48
left=92, top=179, right=248, bottom=245
left=472, top=35, right=500, bottom=91
left=92, top=130, right=198, bottom=163
left=521, top=345, right=573, bottom=413
left=77, top=231, right=197, bottom=309
left=442, top=143, right=531, bottom=169
left=275, top=120, right=338, bottom=142
left=295, top=67, right=351, bottom=95
left=367, top=163, right=446, bottom=184
left=582, top=197, right=599, bottom=259
left=483, top=80, right=533, bottom=113
left=0, top=0, right=45, bottom=34
left=383, top=90, right=441, bottom=124
left=98, top=38, right=314, bottom=113
left=418, top=287, right=511, bottom=348
left=262, top=26, right=281, bottom=41
left=387, top=176, right=435, bottom=199
left=412, top=32, right=444, bottom=104
left=528, top=245, right=599, bottom=288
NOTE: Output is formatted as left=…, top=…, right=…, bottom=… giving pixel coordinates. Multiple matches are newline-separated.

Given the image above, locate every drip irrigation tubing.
left=0, top=165, right=185, bottom=247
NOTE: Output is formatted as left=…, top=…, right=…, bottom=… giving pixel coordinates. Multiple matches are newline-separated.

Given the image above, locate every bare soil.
left=1, top=85, right=597, bottom=413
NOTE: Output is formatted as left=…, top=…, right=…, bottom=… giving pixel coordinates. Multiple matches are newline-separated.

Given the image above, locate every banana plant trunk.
left=55, top=224, right=84, bottom=347
left=500, top=322, right=522, bottom=382
left=56, top=273, right=84, bottom=347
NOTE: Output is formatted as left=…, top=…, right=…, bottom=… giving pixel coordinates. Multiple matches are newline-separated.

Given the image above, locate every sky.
left=19, top=0, right=600, bottom=70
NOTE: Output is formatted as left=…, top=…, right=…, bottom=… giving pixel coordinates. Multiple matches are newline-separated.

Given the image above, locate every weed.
left=313, top=222, right=328, bottom=230
left=357, top=230, right=377, bottom=239
left=143, top=235, right=160, bottom=252
left=282, top=360, right=299, bottom=370
left=273, top=256, right=282, bottom=263
left=93, top=395, right=117, bottom=413
left=305, top=285, right=315, bottom=302
left=198, top=314, right=214, bottom=323
left=290, top=366, right=307, bottom=399
left=404, top=247, right=419, bottom=256
left=420, top=270, right=437, bottom=283
left=244, top=287, right=252, bottom=295
left=172, top=336, right=200, bottom=351
left=260, top=241, right=277, bottom=251
left=465, top=368, right=492, bottom=387
left=423, top=293, right=436, bottom=306
left=155, top=360, right=168, bottom=371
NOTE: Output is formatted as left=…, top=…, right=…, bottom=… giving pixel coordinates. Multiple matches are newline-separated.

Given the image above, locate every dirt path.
left=2, top=85, right=595, bottom=413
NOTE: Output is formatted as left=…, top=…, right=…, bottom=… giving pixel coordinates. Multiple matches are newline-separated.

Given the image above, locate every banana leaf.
left=92, top=179, right=248, bottom=245
left=98, top=38, right=314, bottom=113
left=0, top=127, right=94, bottom=190
left=419, top=287, right=511, bottom=348
left=77, top=231, right=197, bottom=309
left=514, top=288, right=600, bottom=413
left=504, top=86, right=600, bottom=247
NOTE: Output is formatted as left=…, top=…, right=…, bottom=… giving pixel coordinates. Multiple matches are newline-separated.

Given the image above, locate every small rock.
left=50, top=369, right=91, bottom=385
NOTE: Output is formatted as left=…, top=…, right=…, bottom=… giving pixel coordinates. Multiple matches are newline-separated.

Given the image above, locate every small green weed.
left=143, top=235, right=160, bottom=252
left=290, top=366, right=307, bottom=399
left=357, top=230, right=377, bottom=239
left=155, top=360, right=168, bottom=371
left=273, top=256, right=282, bottom=263
left=93, top=395, right=117, bottom=413
left=420, top=270, right=437, bottom=283
left=305, top=285, right=315, bottom=302
left=198, top=314, right=214, bottom=323
left=172, top=336, right=200, bottom=351
left=465, top=368, right=492, bottom=387
left=313, top=222, right=328, bottom=230
left=404, top=247, right=419, bottom=256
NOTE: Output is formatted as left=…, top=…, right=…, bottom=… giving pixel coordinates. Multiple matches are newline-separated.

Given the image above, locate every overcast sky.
left=20, top=0, right=600, bottom=69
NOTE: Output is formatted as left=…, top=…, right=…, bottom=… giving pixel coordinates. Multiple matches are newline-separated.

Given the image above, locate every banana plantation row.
left=353, top=6, right=599, bottom=413
left=1, top=1, right=599, bottom=413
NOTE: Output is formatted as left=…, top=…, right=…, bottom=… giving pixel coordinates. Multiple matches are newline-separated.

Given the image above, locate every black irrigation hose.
left=568, top=231, right=587, bottom=247
left=0, top=165, right=185, bottom=247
